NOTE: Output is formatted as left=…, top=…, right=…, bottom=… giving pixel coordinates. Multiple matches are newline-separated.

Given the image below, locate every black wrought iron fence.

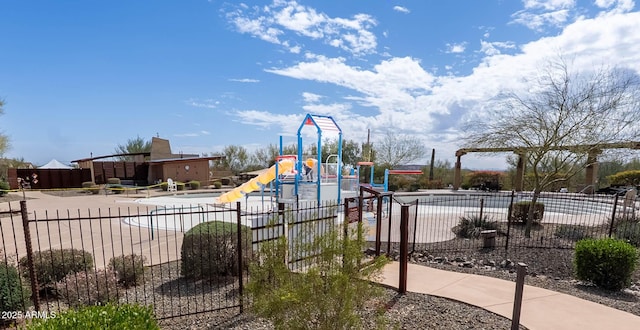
left=1, top=189, right=637, bottom=326
left=0, top=201, right=248, bottom=324
left=393, top=190, right=638, bottom=254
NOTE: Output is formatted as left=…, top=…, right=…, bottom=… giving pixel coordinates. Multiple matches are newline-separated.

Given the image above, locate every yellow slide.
left=216, top=159, right=295, bottom=203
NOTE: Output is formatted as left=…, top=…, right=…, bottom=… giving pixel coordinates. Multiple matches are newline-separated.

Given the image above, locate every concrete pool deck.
left=2, top=190, right=640, bottom=329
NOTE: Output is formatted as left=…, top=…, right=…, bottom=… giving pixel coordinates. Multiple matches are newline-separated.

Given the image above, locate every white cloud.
left=229, top=78, right=260, bottom=83
left=511, top=9, right=571, bottom=31
left=523, top=0, right=575, bottom=11
left=228, top=3, right=640, bottom=168
left=393, top=6, right=410, bottom=14
left=594, top=0, right=635, bottom=14
left=479, top=40, right=517, bottom=56
left=225, top=0, right=377, bottom=55
left=302, top=92, right=322, bottom=103
left=185, top=99, right=219, bottom=109
left=446, top=42, right=467, bottom=54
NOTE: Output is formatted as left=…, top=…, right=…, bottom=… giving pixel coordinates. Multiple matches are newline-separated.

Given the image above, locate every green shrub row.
left=18, top=249, right=146, bottom=302
left=24, top=303, right=159, bottom=330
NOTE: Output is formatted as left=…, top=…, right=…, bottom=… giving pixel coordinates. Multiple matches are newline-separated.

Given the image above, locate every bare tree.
left=0, top=99, right=9, bottom=157
left=374, top=131, right=426, bottom=168
left=464, top=57, right=640, bottom=236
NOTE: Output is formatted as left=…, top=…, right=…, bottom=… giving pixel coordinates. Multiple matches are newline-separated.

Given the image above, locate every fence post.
left=511, top=262, right=528, bottom=330
left=375, top=195, right=382, bottom=256
left=609, top=194, right=619, bottom=238
left=399, top=204, right=409, bottom=294
left=479, top=197, right=484, bottom=221
left=20, top=200, right=40, bottom=311
left=505, top=191, right=515, bottom=252
left=236, top=201, right=244, bottom=313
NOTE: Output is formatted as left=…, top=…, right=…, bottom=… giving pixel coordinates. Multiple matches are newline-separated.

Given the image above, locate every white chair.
left=167, top=178, right=177, bottom=192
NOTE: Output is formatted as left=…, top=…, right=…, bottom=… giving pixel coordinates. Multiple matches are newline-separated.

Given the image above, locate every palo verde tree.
left=114, top=136, right=152, bottom=160
left=464, top=57, right=640, bottom=237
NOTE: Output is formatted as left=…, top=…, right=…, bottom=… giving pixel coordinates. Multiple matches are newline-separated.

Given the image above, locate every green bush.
left=213, top=181, right=222, bottom=189
left=0, top=263, right=31, bottom=317
left=510, top=201, right=544, bottom=223
left=24, top=303, right=159, bottom=330
left=554, top=224, right=589, bottom=241
left=82, top=181, right=100, bottom=195
left=574, top=238, right=638, bottom=290
left=454, top=215, right=499, bottom=238
left=19, top=249, right=93, bottom=292
left=615, top=221, right=640, bottom=247
left=247, top=219, right=390, bottom=329
left=181, top=221, right=251, bottom=279
left=188, top=180, right=201, bottom=190
left=106, top=178, right=121, bottom=185
left=607, top=170, right=640, bottom=187
left=109, top=184, right=124, bottom=194
left=55, top=269, right=120, bottom=307
left=176, top=182, right=185, bottom=191
left=0, top=181, right=10, bottom=196
left=160, top=182, right=168, bottom=191
left=109, top=254, right=147, bottom=287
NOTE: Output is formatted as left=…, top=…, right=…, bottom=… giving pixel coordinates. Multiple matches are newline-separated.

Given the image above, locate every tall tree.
left=0, top=99, right=9, bottom=157
left=114, top=136, right=152, bottom=160
left=464, top=57, right=640, bottom=236
left=373, top=131, right=426, bottom=168
left=214, top=145, right=250, bottom=174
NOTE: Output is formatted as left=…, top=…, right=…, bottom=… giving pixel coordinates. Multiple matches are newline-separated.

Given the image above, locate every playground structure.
left=216, top=114, right=343, bottom=205
left=356, top=161, right=423, bottom=192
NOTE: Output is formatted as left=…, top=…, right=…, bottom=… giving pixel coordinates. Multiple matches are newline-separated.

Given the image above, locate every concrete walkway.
left=379, top=261, right=640, bottom=330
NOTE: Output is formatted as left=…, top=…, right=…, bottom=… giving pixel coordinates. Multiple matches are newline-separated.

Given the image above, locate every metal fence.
left=391, top=190, right=638, bottom=254
left=1, top=189, right=637, bottom=325
left=0, top=199, right=351, bottom=325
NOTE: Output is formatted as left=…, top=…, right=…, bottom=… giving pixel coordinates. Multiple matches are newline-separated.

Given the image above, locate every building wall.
left=160, top=159, right=209, bottom=185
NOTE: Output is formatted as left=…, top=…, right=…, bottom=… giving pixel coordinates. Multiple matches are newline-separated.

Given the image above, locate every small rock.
left=462, top=261, right=474, bottom=268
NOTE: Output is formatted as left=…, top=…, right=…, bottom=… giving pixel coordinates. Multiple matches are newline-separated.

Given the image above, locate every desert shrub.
left=108, top=184, right=124, bottom=194
left=181, top=221, right=251, bottom=279
left=82, top=181, right=100, bottom=194
left=0, top=181, right=9, bottom=196
left=160, top=182, right=168, bottom=191
left=574, top=238, right=638, bottom=290
left=106, top=178, right=121, bottom=185
left=188, top=180, right=201, bottom=190
left=24, top=303, right=159, bottom=330
left=109, top=254, right=147, bottom=287
left=0, top=263, right=31, bottom=317
left=176, top=182, right=185, bottom=191
left=509, top=201, right=544, bottom=223
left=607, top=170, right=640, bottom=187
left=55, top=269, right=119, bottom=307
left=19, top=249, right=93, bottom=292
left=247, top=218, right=390, bottom=329
left=455, top=215, right=499, bottom=238
left=213, top=181, right=222, bottom=189
left=554, top=224, right=589, bottom=241
left=615, top=221, right=640, bottom=247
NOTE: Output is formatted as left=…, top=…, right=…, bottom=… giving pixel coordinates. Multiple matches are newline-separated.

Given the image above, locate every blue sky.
left=1, top=0, right=639, bottom=169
